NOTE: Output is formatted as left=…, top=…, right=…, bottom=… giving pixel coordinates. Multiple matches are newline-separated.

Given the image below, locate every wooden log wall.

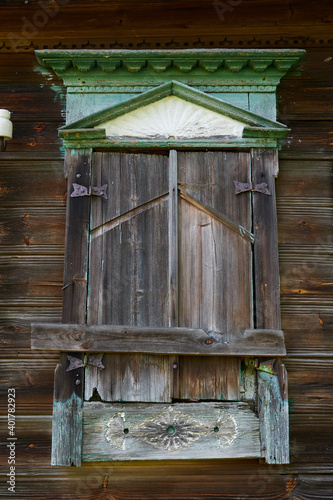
left=0, top=1, right=333, bottom=498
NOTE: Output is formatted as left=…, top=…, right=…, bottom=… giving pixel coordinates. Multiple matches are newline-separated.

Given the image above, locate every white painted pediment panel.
left=97, top=96, right=246, bottom=139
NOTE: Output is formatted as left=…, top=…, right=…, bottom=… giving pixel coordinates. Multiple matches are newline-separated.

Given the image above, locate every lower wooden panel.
left=82, top=402, right=260, bottom=461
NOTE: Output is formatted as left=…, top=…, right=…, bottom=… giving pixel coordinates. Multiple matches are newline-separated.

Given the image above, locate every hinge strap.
left=70, top=183, right=108, bottom=199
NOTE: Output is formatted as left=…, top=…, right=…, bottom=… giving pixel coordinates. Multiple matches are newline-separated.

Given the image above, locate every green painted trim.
left=62, top=138, right=278, bottom=150
left=35, top=49, right=305, bottom=88
left=59, top=129, right=106, bottom=140
left=243, top=126, right=290, bottom=139
left=60, top=81, right=287, bottom=135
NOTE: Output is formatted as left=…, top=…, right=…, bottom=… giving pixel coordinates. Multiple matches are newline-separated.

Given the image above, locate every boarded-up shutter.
left=85, top=150, right=252, bottom=405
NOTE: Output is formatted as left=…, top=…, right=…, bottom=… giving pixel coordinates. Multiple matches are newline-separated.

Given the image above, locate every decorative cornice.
left=35, top=49, right=305, bottom=89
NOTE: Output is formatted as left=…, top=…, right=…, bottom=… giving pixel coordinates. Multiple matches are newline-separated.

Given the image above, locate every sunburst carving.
left=214, top=411, right=238, bottom=447
left=105, top=412, right=128, bottom=450
left=104, top=408, right=238, bottom=452
left=98, top=96, right=245, bottom=139
left=133, top=407, right=207, bottom=451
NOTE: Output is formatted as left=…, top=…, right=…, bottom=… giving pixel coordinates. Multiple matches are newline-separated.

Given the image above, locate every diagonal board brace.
left=179, top=188, right=254, bottom=243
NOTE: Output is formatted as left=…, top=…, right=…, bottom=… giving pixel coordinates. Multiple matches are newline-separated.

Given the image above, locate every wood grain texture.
left=1, top=4, right=333, bottom=496
left=178, top=151, right=252, bottom=336
left=252, top=148, right=281, bottom=330
left=169, top=149, right=178, bottom=327
left=258, top=361, right=289, bottom=464
left=252, top=148, right=289, bottom=464
left=31, top=323, right=286, bottom=356
left=87, top=152, right=171, bottom=403
left=51, top=150, right=92, bottom=466
left=82, top=402, right=260, bottom=461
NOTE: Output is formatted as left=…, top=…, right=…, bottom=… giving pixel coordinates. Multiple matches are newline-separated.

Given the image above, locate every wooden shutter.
left=32, top=147, right=287, bottom=464
left=85, top=150, right=251, bottom=403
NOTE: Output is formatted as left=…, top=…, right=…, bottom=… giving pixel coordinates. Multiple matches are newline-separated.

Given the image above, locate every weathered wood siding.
left=1, top=0, right=333, bottom=497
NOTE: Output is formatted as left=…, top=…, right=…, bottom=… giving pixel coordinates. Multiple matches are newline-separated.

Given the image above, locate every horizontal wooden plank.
left=31, top=323, right=286, bottom=356
left=0, top=359, right=55, bottom=415
left=277, top=201, right=333, bottom=246
left=0, top=472, right=307, bottom=499
left=5, top=120, right=63, bottom=153
left=277, top=160, right=333, bottom=199
left=0, top=161, right=66, bottom=208
left=82, top=402, right=260, bottom=461
left=0, top=1, right=332, bottom=41
left=281, top=305, right=333, bottom=357
left=280, top=257, right=333, bottom=303
left=279, top=120, right=333, bottom=158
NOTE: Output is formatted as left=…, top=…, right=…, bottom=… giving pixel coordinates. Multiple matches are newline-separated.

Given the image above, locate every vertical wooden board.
left=62, top=149, right=92, bottom=324
left=89, top=202, right=169, bottom=326
left=258, top=362, right=289, bottom=464
left=178, top=151, right=252, bottom=333
left=168, top=149, right=178, bottom=327
left=52, top=149, right=91, bottom=466
left=252, top=149, right=289, bottom=464
left=177, top=356, right=240, bottom=401
left=252, top=148, right=281, bottom=330
left=177, top=151, right=252, bottom=401
left=87, top=152, right=171, bottom=402
left=178, top=151, right=251, bottom=227
left=178, top=203, right=252, bottom=334
left=85, top=354, right=171, bottom=403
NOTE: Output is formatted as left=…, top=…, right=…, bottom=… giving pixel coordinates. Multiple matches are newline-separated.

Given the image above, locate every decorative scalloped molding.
left=35, top=49, right=305, bottom=90
left=67, top=85, right=277, bottom=94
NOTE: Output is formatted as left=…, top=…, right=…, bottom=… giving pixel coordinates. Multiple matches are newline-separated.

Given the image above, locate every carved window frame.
left=31, top=49, right=305, bottom=466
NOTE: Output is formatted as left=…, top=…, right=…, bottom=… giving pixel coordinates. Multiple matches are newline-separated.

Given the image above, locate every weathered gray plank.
left=177, top=152, right=253, bottom=400
left=82, top=402, right=261, bottom=461
left=178, top=151, right=253, bottom=337
left=175, top=357, right=240, bottom=401
left=258, top=360, right=289, bottom=464
left=88, top=152, right=170, bottom=327
left=86, top=152, right=171, bottom=402
left=179, top=188, right=254, bottom=244
left=31, top=323, right=286, bottom=356
left=90, top=152, right=169, bottom=231
left=169, top=149, right=178, bottom=327
left=252, top=148, right=289, bottom=464
left=84, top=353, right=171, bottom=403
left=51, top=149, right=92, bottom=467
left=252, top=148, right=281, bottom=330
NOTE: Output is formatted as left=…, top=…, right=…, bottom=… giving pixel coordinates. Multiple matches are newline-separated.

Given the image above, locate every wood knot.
left=204, top=338, right=213, bottom=345
left=82, top=342, right=91, bottom=349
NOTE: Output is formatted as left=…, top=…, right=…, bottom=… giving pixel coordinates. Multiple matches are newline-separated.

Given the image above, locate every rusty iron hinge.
left=234, top=181, right=271, bottom=196
left=71, top=183, right=108, bottom=199
left=248, top=358, right=277, bottom=375
left=257, top=358, right=277, bottom=375
left=66, top=354, right=105, bottom=372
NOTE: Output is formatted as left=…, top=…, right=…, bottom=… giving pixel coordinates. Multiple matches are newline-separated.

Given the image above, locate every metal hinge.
left=234, top=181, right=271, bottom=196
left=71, top=183, right=108, bottom=199
left=66, top=354, right=105, bottom=372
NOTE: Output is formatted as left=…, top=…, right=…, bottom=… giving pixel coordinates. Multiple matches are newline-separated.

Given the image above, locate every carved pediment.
left=59, top=81, right=289, bottom=144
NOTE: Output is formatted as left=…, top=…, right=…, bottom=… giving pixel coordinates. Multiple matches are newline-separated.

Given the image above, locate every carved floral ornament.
left=105, top=407, right=238, bottom=452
